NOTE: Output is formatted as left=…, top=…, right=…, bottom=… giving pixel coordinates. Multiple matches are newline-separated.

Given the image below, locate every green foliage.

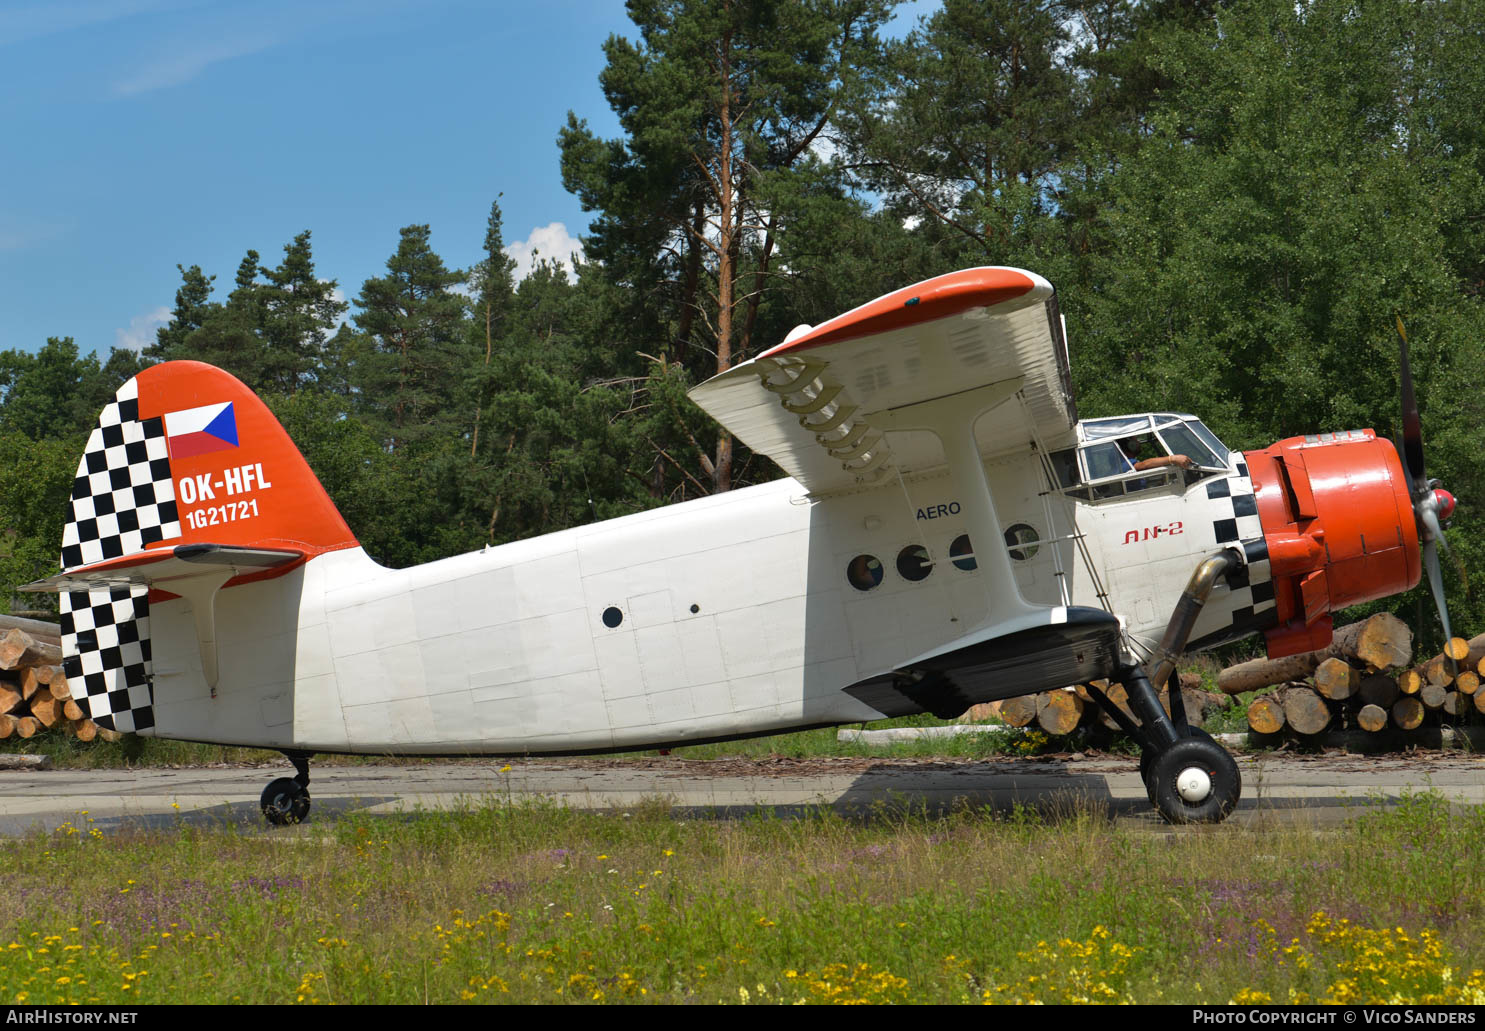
left=0, top=435, right=84, bottom=613
left=562, top=0, right=894, bottom=493
left=1065, top=0, right=1485, bottom=642
left=351, top=224, right=472, bottom=450
left=146, top=232, right=347, bottom=395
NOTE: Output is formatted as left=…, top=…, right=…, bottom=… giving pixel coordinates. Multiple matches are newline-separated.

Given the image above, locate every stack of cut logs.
left=978, top=611, right=1485, bottom=745
left=993, top=671, right=1228, bottom=737
left=1228, top=612, right=1485, bottom=739
left=0, top=616, right=120, bottom=744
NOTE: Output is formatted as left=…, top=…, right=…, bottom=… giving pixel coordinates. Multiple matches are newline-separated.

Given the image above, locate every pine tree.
left=148, top=265, right=218, bottom=360
left=352, top=225, right=472, bottom=449
left=145, top=234, right=345, bottom=395
left=257, top=231, right=349, bottom=392
left=560, top=0, right=894, bottom=492
left=469, top=199, right=518, bottom=458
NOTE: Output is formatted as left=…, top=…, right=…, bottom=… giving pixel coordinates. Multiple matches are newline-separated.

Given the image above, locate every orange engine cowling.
left=1243, top=430, right=1421, bottom=658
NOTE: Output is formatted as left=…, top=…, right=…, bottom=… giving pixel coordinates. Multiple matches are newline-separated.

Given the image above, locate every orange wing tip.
left=759, top=267, right=1050, bottom=358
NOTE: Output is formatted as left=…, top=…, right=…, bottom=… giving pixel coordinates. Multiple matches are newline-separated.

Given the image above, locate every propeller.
left=1395, top=316, right=1462, bottom=660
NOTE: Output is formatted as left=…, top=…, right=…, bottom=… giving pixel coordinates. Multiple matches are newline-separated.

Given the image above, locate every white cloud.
left=115, top=305, right=170, bottom=353
left=0, top=0, right=172, bottom=50
left=504, top=222, right=584, bottom=282
left=320, top=280, right=350, bottom=331
left=111, top=34, right=276, bottom=96
left=0, top=213, right=70, bottom=252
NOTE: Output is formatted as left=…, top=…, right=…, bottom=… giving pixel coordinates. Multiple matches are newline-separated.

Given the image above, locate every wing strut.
left=870, top=377, right=1041, bottom=630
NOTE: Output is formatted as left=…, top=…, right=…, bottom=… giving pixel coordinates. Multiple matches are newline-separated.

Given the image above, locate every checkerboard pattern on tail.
left=59, top=378, right=180, bottom=569
left=56, top=376, right=181, bottom=734
left=59, top=588, right=154, bottom=733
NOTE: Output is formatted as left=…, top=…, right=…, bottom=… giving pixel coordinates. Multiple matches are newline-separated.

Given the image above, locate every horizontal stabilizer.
left=21, top=543, right=304, bottom=593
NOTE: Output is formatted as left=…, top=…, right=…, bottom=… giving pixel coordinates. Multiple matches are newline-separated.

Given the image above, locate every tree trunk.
left=1356, top=704, right=1388, bottom=732
left=0, top=629, right=62, bottom=671
left=1218, top=613, right=1412, bottom=694
left=1313, top=657, right=1358, bottom=701
left=1247, top=694, right=1286, bottom=735
left=999, top=694, right=1038, bottom=728
left=1035, top=690, right=1084, bottom=736
left=1282, top=686, right=1332, bottom=736
left=711, top=27, right=736, bottom=495
left=1392, top=696, right=1425, bottom=730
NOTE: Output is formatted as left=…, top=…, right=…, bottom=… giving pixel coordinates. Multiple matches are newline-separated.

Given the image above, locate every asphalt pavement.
left=1, top=750, right=1483, bottom=836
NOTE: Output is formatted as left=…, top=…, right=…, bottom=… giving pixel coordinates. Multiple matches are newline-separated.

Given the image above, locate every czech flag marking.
left=164, top=402, right=239, bottom=459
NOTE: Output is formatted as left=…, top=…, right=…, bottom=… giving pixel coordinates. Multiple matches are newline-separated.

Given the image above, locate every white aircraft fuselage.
left=144, top=436, right=1263, bottom=754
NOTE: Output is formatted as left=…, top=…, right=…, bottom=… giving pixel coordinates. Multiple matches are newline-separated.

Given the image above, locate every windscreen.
left=1185, top=419, right=1231, bottom=465
left=1158, top=423, right=1223, bottom=468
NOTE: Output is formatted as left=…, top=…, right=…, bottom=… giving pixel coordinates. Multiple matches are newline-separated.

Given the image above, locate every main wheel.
left=1139, top=726, right=1217, bottom=804
left=261, top=777, right=311, bottom=825
left=1146, top=737, right=1241, bottom=825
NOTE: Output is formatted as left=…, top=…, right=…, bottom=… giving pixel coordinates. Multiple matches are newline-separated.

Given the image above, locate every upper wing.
left=688, top=267, right=1077, bottom=494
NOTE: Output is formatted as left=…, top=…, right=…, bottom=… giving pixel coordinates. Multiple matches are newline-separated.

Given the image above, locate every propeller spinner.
left=1395, top=316, right=1461, bottom=657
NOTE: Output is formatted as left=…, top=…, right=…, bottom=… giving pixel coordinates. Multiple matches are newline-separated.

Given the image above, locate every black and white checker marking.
left=58, top=377, right=181, bottom=734
left=60, top=589, right=154, bottom=733
left=59, top=378, right=180, bottom=569
left=1189, top=462, right=1280, bottom=649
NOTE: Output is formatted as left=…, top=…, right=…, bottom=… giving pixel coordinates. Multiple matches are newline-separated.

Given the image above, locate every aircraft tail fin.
left=30, top=361, right=358, bottom=732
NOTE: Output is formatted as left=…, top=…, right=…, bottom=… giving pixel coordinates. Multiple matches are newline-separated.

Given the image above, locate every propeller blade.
left=1396, top=315, right=1427, bottom=490
left=1436, top=520, right=1470, bottom=591
left=1423, top=539, right=1455, bottom=672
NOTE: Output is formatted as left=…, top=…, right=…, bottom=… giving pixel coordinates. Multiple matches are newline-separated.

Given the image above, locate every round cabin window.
left=896, top=545, right=932, bottom=582
left=601, top=606, right=624, bottom=628
left=949, top=534, right=977, bottom=571
left=846, top=555, right=884, bottom=591
left=1004, top=523, right=1040, bottom=561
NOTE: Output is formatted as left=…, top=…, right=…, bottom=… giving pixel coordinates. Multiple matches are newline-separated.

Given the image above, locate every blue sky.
left=1, top=0, right=932, bottom=360
left=1, top=0, right=634, bottom=356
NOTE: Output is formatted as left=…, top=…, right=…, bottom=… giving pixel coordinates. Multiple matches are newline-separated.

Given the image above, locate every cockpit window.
left=1081, top=416, right=1151, bottom=440
left=1184, top=419, right=1231, bottom=465
left=1057, top=412, right=1231, bottom=504
left=1048, top=448, right=1081, bottom=488
left=1083, top=441, right=1132, bottom=481
left=1158, top=423, right=1224, bottom=470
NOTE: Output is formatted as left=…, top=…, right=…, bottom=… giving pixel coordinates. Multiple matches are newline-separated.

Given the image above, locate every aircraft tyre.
left=1146, top=737, right=1240, bottom=825
left=261, top=777, right=311, bottom=825
left=1138, top=725, right=1217, bottom=802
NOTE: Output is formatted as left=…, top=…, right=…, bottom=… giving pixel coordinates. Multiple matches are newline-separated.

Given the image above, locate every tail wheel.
left=1146, top=737, right=1241, bottom=825
left=261, top=777, right=311, bottom=825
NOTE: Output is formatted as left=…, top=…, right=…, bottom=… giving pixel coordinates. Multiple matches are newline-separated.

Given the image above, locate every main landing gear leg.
left=261, top=751, right=312, bottom=826
left=1110, top=663, right=1240, bottom=825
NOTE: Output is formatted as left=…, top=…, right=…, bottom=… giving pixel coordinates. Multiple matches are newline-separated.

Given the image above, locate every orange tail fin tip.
left=61, top=360, right=358, bottom=572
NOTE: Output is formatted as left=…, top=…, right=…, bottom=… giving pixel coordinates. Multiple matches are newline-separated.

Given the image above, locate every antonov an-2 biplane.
left=23, top=268, right=1457, bottom=824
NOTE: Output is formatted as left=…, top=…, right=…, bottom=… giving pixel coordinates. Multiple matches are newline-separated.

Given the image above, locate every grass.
left=3, top=790, right=1485, bottom=1004
left=0, top=716, right=1095, bottom=768
left=2, top=669, right=1254, bottom=769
